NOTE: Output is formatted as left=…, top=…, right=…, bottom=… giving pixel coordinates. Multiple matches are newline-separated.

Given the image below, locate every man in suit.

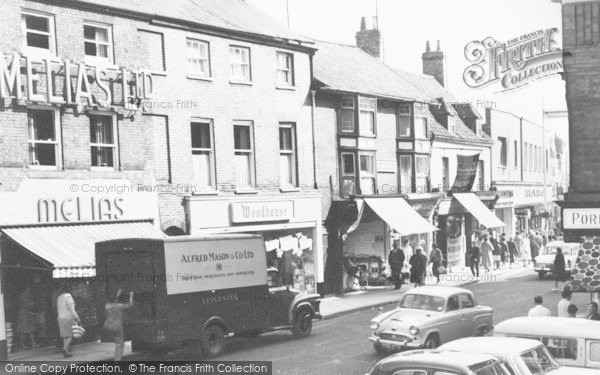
left=388, top=242, right=405, bottom=289
left=409, top=248, right=428, bottom=287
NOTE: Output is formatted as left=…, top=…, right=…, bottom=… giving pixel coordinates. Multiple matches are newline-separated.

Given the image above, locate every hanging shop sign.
left=230, top=201, right=294, bottom=224
left=451, top=153, right=480, bottom=193
left=0, top=52, right=160, bottom=110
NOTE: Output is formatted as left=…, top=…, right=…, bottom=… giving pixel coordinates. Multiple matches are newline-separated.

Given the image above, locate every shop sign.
left=562, top=208, right=600, bottom=230
left=230, top=201, right=293, bottom=224
left=494, top=185, right=552, bottom=206
left=0, top=52, right=159, bottom=110
left=451, top=154, right=480, bottom=193
left=447, top=236, right=463, bottom=267
left=358, top=96, right=377, bottom=110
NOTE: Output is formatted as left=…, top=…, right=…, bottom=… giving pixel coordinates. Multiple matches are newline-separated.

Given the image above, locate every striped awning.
left=1, top=221, right=164, bottom=278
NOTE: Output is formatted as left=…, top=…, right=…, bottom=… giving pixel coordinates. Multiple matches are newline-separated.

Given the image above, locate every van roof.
left=495, top=317, right=600, bottom=339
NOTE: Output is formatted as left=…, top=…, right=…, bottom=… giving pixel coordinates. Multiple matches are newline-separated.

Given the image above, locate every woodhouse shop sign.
left=0, top=52, right=159, bottom=110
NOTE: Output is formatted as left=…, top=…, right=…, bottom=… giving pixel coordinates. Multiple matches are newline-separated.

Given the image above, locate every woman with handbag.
left=429, top=244, right=443, bottom=284
left=56, top=284, right=80, bottom=358
left=104, top=289, right=134, bottom=361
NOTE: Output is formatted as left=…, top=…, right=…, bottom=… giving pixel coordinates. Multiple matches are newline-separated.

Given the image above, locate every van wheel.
left=200, top=325, right=226, bottom=358
left=292, top=309, right=313, bottom=338
left=424, top=334, right=440, bottom=349
left=538, top=271, right=546, bottom=280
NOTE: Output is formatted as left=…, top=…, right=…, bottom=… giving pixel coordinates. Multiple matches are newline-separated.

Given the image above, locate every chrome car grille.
left=378, top=332, right=411, bottom=341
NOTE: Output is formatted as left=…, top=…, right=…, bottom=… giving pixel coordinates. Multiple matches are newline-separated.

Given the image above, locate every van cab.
left=494, top=317, right=600, bottom=370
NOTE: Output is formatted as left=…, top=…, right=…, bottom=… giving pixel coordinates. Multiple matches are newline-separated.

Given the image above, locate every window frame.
left=514, top=140, right=518, bottom=168
left=229, top=45, right=252, bottom=82
left=358, top=152, right=377, bottom=195
left=359, top=109, right=376, bottom=137
left=21, top=9, right=56, bottom=57
left=233, top=121, right=255, bottom=188
left=186, top=38, right=211, bottom=78
left=27, top=107, right=62, bottom=170
left=340, top=151, right=357, bottom=197
left=340, top=97, right=356, bottom=134
left=89, top=112, right=119, bottom=171
left=397, top=103, right=412, bottom=138
left=498, top=136, right=508, bottom=167
left=276, top=51, right=294, bottom=86
left=442, top=156, right=450, bottom=192
left=415, top=154, right=430, bottom=193
left=279, top=122, right=298, bottom=188
left=83, top=21, right=114, bottom=65
left=398, top=153, right=413, bottom=194
left=190, top=119, right=216, bottom=190
left=414, top=116, right=429, bottom=140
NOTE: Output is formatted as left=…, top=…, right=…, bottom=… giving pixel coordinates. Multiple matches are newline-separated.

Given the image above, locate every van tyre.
left=292, top=309, right=313, bottom=338
left=200, top=325, right=226, bottom=358
left=424, top=334, right=440, bottom=349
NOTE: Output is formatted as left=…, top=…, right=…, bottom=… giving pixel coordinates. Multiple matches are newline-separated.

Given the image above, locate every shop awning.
left=363, top=197, right=439, bottom=236
left=406, top=194, right=444, bottom=219
left=1, top=221, right=164, bottom=278
left=453, top=193, right=505, bottom=228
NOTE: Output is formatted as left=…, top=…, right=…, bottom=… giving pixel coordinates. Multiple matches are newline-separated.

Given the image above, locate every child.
left=358, top=265, right=368, bottom=290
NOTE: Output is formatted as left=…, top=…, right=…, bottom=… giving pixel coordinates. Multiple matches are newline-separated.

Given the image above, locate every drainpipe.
left=311, top=89, right=318, bottom=190
left=520, top=117, right=524, bottom=182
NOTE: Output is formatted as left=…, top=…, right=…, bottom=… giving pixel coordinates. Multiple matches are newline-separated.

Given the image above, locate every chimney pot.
left=426, top=41, right=431, bottom=53
left=360, top=17, right=366, bottom=31
left=372, top=16, right=378, bottom=29
left=437, top=40, right=441, bottom=51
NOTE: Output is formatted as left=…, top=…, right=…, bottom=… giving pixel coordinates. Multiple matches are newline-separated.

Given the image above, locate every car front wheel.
left=292, top=309, right=313, bottom=338
left=424, top=334, right=440, bottom=349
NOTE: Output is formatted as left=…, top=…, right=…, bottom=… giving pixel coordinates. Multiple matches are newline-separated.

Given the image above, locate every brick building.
left=0, top=0, right=320, bottom=358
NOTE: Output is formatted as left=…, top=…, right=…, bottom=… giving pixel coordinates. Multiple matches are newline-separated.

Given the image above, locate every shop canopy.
left=363, top=197, right=439, bottom=236
left=1, top=221, right=164, bottom=278
left=453, top=193, right=505, bottom=229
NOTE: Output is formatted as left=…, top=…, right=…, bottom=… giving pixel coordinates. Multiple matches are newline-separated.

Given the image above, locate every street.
left=150, top=267, right=593, bottom=375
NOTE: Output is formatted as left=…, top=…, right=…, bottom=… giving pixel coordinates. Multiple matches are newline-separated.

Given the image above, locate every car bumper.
left=368, top=336, right=421, bottom=349
left=534, top=266, right=552, bottom=272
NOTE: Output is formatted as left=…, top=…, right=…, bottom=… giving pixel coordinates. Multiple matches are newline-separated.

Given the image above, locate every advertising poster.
left=447, top=236, right=464, bottom=268
left=451, top=154, right=480, bottom=193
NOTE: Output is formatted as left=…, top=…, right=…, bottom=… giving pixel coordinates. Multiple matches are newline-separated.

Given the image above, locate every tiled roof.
left=312, top=40, right=430, bottom=102
left=60, top=0, right=311, bottom=45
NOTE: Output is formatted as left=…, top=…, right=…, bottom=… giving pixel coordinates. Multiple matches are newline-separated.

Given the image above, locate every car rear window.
left=469, top=360, right=507, bottom=375
left=399, top=294, right=445, bottom=311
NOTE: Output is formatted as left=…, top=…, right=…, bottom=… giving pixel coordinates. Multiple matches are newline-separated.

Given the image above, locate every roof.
left=373, top=350, right=498, bottom=372
left=312, top=40, right=430, bottom=102
left=440, top=337, right=543, bottom=355
left=495, top=317, right=600, bottom=340
left=406, top=286, right=471, bottom=298
left=53, top=0, right=312, bottom=46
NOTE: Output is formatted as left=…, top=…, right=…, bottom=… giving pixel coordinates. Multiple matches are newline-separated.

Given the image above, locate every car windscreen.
left=469, top=360, right=510, bottom=375
left=398, top=293, right=445, bottom=311
left=543, top=246, right=576, bottom=255
left=513, top=345, right=560, bottom=375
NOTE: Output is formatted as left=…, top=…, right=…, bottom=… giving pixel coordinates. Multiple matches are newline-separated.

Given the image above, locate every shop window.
left=415, top=116, right=428, bottom=139
left=90, top=115, right=117, bottom=169
left=191, top=120, right=215, bottom=190
left=359, top=153, right=376, bottom=195
left=264, top=230, right=316, bottom=293
left=415, top=155, right=430, bottom=193
left=84, top=22, right=113, bottom=63
left=498, top=137, right=507, bottom=166
left=234, top=121, right=254, bottom=187
left=276, top=52, right=294, bottom=86
left=340, top=97, right=355, bottom=133
left=279, top=123, right=297, bottom=187
left=399, top=154, right=413, bottom=194
left=28, top=109, right=60, bottom=168
left=22, top=10, right=55, bottom=56
left=187, top=38, right=210, bottom=77
left=398, top=103, right=411, bottom=137
left=341, top=152, right=356, bottom=197
left=359, top=110, right=375, bottom=137
left=229, top=45, right=251, bottom=82
left=514, top=140, right=518, bottom=168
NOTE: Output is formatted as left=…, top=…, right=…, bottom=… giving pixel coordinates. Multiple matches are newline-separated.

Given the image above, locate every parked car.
left=494, top=316, right=600, bottom=370
left=533, top=241, right=579, bottom=279
left=368, top=349, right=511, bottom=375
left=368, top=286, right=493, bottom=353
left=440, top=336, right=599, bottom=374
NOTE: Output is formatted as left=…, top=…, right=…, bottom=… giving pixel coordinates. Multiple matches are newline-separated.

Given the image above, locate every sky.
left=247, top=0, right=568, bottom=139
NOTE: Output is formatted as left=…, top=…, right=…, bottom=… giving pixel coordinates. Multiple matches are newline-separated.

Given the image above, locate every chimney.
left=422, top=40, right=447, bottom=88
left=356, top=16, right=381, bottom=58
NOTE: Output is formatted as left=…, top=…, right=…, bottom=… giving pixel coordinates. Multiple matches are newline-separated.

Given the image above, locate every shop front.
left=406, top=193, right=445, bottom=258
left=185, top=192, right=323, bottom=294
left=0, top=179, right=162, bottom=359
left=493, top=183, right=555, bottom=236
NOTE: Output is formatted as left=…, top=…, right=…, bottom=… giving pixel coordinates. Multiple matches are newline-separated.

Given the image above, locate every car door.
left=457, top=293, right=478, bottom=336
left=443, top=294, right=464, bottom=342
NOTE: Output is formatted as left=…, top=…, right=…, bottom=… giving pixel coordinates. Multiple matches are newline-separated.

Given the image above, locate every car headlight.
left=370, top=322, right=379, bottom=330
left=409, top=326, right=419, bottom=335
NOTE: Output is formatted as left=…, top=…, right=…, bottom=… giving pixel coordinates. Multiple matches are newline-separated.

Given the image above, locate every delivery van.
left=95, top=234, right=321, bottom=357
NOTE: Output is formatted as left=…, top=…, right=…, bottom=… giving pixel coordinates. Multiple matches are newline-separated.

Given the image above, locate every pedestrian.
left=553, top=248, right=566, bottom=292
left=56, top=284, right=80, bottom=358
left=530, top=239, right=540, bottom=267
left=528, top=295, right=551, bottom=317
left=388, top=241, right=405, bottom=290
left=480, top=235, right=493, bottom=273
left=409, top=247, right=427, bottom=287
left=499, top=234, right=509, bottom=268
left=491, top=237, right=501, bottom=270
left=535, top=231, right=544, bottom=248
left=522, top=233, right=532, bottom=267
left=401, top=239, right=413, bottom=264
left=16, top=288, right=36, bottom=350
left=429, top=244, right=443, bottom=284
left=514, top=232, right=523, bottom=260
left=567, top=304, right=578, bottom=318
left=469, top=241, right=481, bottom=278
left=557, top=289, right=572, bottom=317
left=507, top=236, right=517, bottom=269
left=104, top=289, right=134, bottom=361
left=586, top=302, right=600, bottom=321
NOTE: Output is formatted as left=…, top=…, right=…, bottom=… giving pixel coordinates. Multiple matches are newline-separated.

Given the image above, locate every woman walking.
left=56, top=284, right=80, bottom=358
left=104, top=289, right=134, bottom=361
left=429, top=244, right=443, bottom=284
left=553, top=248, right=566, bottom=292
left=480, top=235, right=493, bottom=273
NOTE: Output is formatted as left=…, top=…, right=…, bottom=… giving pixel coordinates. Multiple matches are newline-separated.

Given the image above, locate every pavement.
left=11, top=264, right=527, bottom=362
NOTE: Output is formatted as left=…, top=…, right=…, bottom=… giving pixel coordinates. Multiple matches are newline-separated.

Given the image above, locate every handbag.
left=71, top=324, right=86, bottom=339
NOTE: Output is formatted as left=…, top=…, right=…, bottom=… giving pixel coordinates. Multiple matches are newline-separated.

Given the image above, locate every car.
left=533, top=241, right=579, bottom=279
left=368, top=349, right=511, bottom=375
left=494, top=316, right=600, bottom=370
left=440, top=336, right=600, bottom=374
left=368, top=286, right=493, bottom=353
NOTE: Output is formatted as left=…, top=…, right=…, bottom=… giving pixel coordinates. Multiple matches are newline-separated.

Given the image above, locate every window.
left=399, top=155, right=413, bottom=193
left=524, top=142, right=528, bottom=170
left=276, top=52, right=294, bottom=86
left=447, top=295, right=459, bottom=311
left=341, top=152, right=356, bottom=197
left=234, top=122, right=254, bottom=187
left=84, top=23, right=113, bottom=62
left=458, top=293, right=475, bottom=309
left=191, top=121, right=215, bottom=189
left=545, top=337, right=579, bottom=361
left=279, top=123, right=297, bottom=187
left=230, top=46, right=251, bottom=81
left=415, top=155, right=430, bottom=193
left=90, top=115, right=117, bottom=169
left=415, top=116, right=428, bottom=139
left=340, top=97, right=355, bottom=133
left=589, top=341, right=600, bottom=362
left=534, top=146, right=538, bottom=171
left=359, top=110, right=375, bottom=136
left=140, top=30, right=165, bottom=71
left=187, top=38, right=210, bottom=77
left=529, top=144, right=533, bottom=171
left=22, top=11, right=55, bottom=55
left=28, top=109, right=59, bottom=168
left=546, top=149, right=549, bottom=172
left=398, top=103, right=411, bottom=137
left=498, top=137, right=507, bottom=166
left=442, top=157, right=449, bottom=192
left=359, top=154, right=376, bottom=194
left=475, top=160, right=485, bottom=191
left=514, top=140, right=518, bottom=168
